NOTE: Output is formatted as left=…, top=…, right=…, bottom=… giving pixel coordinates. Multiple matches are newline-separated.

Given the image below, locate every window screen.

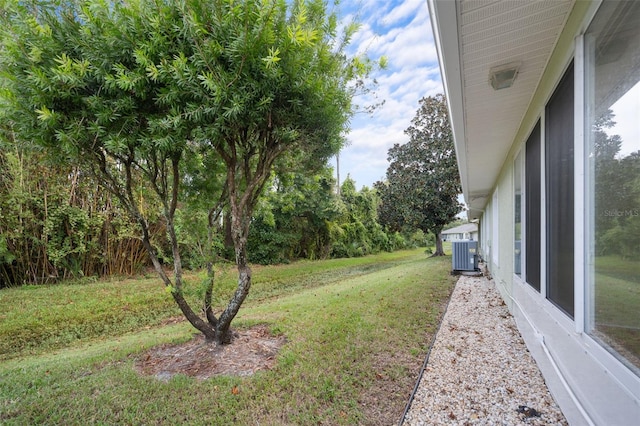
left=525, top=121, right=541, bottom=291
left=546, top=62, right=575, bottom=318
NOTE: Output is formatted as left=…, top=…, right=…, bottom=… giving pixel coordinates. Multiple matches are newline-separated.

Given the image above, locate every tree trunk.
left=223, top=211, right=234, bottom=259
left=432, top=227, right=446, bottom=256
left=203, top=243, right=218, bottom=328
left=213, top=209, right=252, bottom=344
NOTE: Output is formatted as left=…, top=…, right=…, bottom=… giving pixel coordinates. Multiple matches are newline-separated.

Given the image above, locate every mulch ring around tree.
left=134, top=325, right=287, bottom=381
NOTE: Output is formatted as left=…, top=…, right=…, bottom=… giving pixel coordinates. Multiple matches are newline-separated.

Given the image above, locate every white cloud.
left=336, top=0, right=442, bottom=188
left=607, top=81, right=640, bottom=158
left=382, top=0, right=426, bottom=27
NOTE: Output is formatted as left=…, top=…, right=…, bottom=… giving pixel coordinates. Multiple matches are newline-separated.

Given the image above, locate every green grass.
left=0, top=250, right=417, bottom=360
left=0, top=276, right=179, bottom=360
left=0, top=249, right=456, bottom=425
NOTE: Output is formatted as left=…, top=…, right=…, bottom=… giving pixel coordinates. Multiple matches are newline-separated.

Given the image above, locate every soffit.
left=437, top=0, right=575, bottom=218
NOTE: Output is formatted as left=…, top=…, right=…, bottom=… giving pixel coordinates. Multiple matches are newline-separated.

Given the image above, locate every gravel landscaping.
left=402, top=274, right=567, bottom=425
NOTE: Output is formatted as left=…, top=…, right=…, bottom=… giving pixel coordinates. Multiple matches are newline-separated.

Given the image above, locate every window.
left=525, top=121, right=541, bottom=291
left=546, top=62, right=575, bottom=318
left=514, top=151, right=523, bottom=276
left=585, top=1, right=640, bottom=374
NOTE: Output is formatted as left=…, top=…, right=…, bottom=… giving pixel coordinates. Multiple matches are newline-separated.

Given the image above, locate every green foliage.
left=174, top=206, right=223, bottom=270
left=248, top=206, right=299, bottom=264
left=247, top=168, right=412, bottom=265
left=598, top=214, right=640, bottom=258
left=329, top=176, right=391, bottom=258
left=248, top=168, right=341, bottom=264
left=0, top=235, right=14, bottom=265
left=0, top=147, right=166, bottom=287
left=389, top=231, right=408, bottom=251
left=43, top=204, right=90, bottom=276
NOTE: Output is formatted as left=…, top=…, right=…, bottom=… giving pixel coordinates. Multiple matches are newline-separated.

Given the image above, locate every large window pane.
left=586, top=0, right=640, bottom=375
left=546, top=63, right=575, bottom=318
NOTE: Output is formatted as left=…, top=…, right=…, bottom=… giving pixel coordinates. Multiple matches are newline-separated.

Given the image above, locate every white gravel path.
left=402, top=274, right=567, bottom=425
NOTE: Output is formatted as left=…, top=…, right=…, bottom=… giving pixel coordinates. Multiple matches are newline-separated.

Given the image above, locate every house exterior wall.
left=441, top=224, right=479, bottom=241
left=469, top=2, right=640, bottom=424
left=442, top=233, right=463, bottom=242
left=442, top=231, right=478, bottom=242
left=485, top=171, right=516, bottom=312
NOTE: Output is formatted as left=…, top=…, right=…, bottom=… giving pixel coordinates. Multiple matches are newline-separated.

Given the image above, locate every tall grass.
left=0, top=249, right=456, bottom=425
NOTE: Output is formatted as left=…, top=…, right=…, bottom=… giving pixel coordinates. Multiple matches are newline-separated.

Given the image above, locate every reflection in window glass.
left=514, top=151, right=522, bottom=276
left=586, top=0, right=640, bottom=375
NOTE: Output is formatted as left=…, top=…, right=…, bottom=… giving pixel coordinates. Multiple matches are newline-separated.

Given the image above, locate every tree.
left=0, top=0, right=373, bottom=344
left=376, top=94, right=461, bottom=256
left=591, top=110, right=640, bottom=258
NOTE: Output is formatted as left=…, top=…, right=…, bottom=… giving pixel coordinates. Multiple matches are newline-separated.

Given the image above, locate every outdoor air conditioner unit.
left=452, top=240, right=478, bottom=272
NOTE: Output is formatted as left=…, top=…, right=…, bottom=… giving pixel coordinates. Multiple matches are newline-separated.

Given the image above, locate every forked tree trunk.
left=209, top=143, right=278, bottom=344
left=139, top=220, right=217, bottom=341
left=213, top=210, right=252, bottom=344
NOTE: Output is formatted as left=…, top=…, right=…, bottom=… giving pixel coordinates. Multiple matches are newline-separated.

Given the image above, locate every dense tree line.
left=248, top=172, right=430, bottom=265
left=0, top=97, right=457, bottom=290
left=0, top=149, right=430, bottom=288
left=0, top=148, right=153, bottom=287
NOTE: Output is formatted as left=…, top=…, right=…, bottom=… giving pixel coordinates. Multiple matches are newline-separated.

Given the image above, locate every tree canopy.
left=592, top=109, right=640, bottom=258
left=376, top=94, right=461, bottom=256
left=0, top=0, right=376, bottom=343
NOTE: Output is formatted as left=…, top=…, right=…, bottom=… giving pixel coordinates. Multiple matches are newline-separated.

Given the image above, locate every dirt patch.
left=135, top=325, right=286, bottom=381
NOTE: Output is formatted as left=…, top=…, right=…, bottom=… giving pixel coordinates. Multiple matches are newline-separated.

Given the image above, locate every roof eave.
left=428, top=0, right=480, bottom=219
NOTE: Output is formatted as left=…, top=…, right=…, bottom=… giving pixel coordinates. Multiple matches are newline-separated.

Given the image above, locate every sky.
left=331, top=0, right=443, bottom=189
left=606, top=81, right=640, bottom=158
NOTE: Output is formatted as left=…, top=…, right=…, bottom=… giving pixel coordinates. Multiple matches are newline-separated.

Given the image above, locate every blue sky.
left=332, top=0, right=443, bottom=189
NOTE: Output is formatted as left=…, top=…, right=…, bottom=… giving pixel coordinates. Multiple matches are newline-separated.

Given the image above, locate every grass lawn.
left=0, top=249, right=456, bottom=425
